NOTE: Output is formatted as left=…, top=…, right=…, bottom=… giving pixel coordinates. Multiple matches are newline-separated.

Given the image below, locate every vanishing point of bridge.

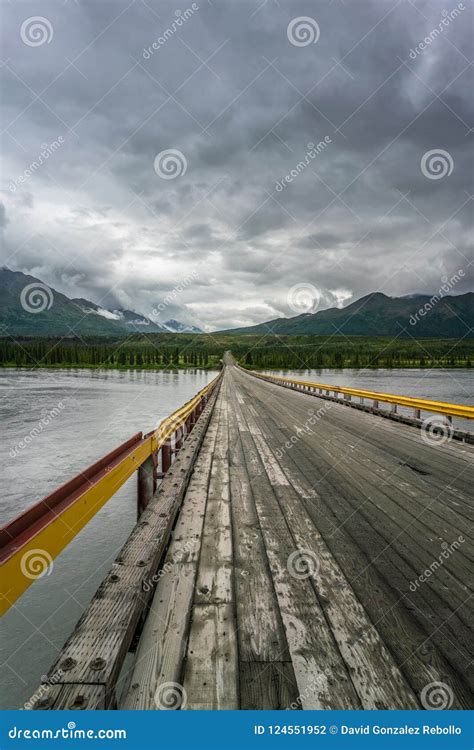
left=1, top=354, right=473, bottom=710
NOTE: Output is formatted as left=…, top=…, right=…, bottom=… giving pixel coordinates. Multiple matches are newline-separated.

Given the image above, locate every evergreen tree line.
left=0, top=340, right=214, bottom=369
left=243, top=346, right=472, bottom=369
left=0, top=335, right=471, bottom=370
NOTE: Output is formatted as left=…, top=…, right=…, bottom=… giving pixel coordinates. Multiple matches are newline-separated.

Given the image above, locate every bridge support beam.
left=137, top=453, right=156, bottom=519
left=161, top=443, right=172, bottom=474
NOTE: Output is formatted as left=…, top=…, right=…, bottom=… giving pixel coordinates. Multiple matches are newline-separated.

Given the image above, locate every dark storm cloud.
left=1, top=0, right=472, bottom=330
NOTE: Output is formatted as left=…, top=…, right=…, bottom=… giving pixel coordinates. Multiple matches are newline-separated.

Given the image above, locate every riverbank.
left=2, top=362, right=472, bottom=371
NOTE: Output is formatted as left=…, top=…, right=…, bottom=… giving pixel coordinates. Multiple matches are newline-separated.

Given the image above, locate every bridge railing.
left=244, top=369, right=474, bottom=428
left=0, top=371, right=223, bottom=616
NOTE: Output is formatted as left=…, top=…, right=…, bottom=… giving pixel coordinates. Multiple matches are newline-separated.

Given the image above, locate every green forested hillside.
left=224, top=292, right=474, bottom=338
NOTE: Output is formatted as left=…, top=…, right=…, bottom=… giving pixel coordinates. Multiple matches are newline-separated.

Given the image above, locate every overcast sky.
left=1, top=0, right=473, bottom=330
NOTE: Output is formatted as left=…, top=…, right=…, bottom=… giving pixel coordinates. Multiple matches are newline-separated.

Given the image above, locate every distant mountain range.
left=223, top=291, right=474, bottom=338
left=0, top=268, right=202, bottom=337
left=1, top=268, right=472, bottom=339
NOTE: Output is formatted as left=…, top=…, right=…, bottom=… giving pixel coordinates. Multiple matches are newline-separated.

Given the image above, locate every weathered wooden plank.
left=183, top=383, right=239, bottom=708
left=228, top=393, right=292, bottom=665
left=229, top=462, right=291, bottom=662
left=182, top=603, right=238, bottom=710
left=120, top=393, right=223, bottom=709
left=228, top=380, right=360, bottom=710
left=193, top=386, right=232, bottom=606
left=240, top=662, right=300, bottom=710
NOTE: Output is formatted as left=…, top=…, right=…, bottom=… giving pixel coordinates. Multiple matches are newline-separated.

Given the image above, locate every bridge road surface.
left=122, top=359, right=474, bottom=710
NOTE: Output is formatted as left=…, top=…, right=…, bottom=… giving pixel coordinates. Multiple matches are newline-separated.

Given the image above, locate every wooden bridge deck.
left=121, top=362, right=473, bottom=710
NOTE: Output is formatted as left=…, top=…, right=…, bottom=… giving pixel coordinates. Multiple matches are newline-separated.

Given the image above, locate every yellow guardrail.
left=150, top=373, right=220, bottom=447
left=0, top=372, right=222, bottom=616
left=247, top=370, right=474, bottom=421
